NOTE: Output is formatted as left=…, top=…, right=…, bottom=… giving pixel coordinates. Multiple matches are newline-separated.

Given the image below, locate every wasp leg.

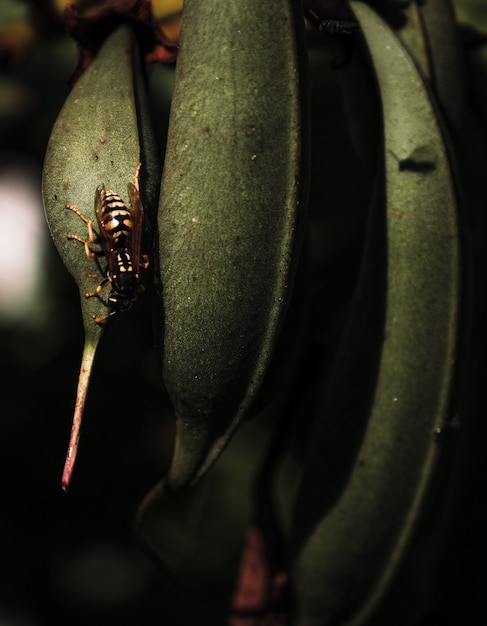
left=92, top=310, right=117, bottom=324
left=66, top=233, right=103, bottom=259
left=140, top=254, right=149, bottom=269
left=85, top=277, right=110, bottom=299
left=86, top=278, right=115, bottom=324
left=65, top=203, right=99, bottom=244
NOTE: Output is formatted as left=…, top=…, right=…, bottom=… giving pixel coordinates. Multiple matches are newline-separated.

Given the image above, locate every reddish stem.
left=62, top=339, right=98, bottom=491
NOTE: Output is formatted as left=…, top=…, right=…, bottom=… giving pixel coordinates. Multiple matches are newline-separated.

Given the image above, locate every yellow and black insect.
left=65, top=164, right=149, bottom=324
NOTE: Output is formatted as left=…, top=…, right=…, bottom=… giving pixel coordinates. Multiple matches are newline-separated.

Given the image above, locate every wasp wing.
left=127, top=181, right=145, bottom=274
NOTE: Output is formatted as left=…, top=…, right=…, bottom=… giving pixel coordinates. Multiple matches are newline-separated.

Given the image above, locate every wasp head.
left=107, top=290, right=138, bottom=313
left=112, top=271, right=140, bottom=296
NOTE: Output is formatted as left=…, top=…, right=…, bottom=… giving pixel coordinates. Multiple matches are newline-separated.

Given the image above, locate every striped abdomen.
left=99, top=190, right=134, bottom=248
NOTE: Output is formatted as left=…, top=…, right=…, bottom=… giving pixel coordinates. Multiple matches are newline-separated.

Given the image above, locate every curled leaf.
left=42, top=24, right=158, bottom=488
left=292, top=3, right=467, bottom=623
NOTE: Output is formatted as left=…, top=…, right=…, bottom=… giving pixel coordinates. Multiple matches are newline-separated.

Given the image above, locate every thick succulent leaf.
left=43, top=25, right=157, bottom=319
left=42, top=24, right=158, bottom=488
left=135, top=415, right=278, bottom=587
left=156, top=0, right=309, bottom=490
left=292, top=3, right=466, bottom=624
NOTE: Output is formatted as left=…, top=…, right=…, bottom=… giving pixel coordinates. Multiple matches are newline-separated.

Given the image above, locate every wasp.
left=65, top=163, right=149, bottom=324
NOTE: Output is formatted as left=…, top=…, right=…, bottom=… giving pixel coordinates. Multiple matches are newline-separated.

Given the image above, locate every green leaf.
left=42, top=24, right=158, bottom=488
left=156, top=0, right=310, bottom=490
left=292, top=4, right=466, bottom=624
